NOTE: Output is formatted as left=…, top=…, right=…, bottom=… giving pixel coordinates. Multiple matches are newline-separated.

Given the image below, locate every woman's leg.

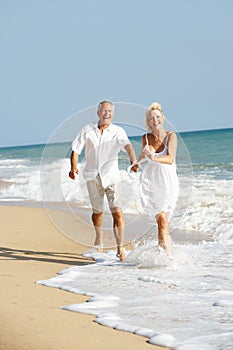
left=156, top=212, right=172, bottom=256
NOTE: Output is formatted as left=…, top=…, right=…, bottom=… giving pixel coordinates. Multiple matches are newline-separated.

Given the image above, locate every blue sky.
left=1, top=0, right=233, bottom=147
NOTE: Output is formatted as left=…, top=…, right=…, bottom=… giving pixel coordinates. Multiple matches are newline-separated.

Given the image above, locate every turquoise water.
left=0, top=127, right=232, bottom=175
left=180, top=128, right=233, bottom=179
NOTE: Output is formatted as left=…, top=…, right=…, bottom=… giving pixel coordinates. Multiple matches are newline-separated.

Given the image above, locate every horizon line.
left=0, top=125, right=232, bottom=149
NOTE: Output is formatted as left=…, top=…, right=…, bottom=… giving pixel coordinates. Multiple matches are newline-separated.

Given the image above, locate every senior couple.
left=69, top=100, right=179, bottom=261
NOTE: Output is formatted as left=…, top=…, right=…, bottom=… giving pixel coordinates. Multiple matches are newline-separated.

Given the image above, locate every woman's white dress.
left=140, top=133, right=179, bottom=221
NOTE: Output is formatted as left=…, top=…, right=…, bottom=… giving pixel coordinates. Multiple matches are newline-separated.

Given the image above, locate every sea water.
left=1, top=127, right=233, bottom=349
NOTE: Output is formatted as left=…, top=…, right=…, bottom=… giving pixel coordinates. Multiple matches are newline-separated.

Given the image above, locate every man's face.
left=97, top=102, right=114, bottom=126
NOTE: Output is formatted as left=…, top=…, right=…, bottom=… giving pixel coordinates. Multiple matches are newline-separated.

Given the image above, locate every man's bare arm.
left=69, top=151, right=79, bottom=179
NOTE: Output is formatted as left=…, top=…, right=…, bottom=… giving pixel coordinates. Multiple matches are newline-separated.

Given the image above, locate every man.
left=69, top=100, right=137, bottom=261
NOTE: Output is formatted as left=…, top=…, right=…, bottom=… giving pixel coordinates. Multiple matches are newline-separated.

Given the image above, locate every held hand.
left=69, top=169, right=79, bottom=180
left=142, top=146, right=155, bottom=160
left=131, top=164, right=139, bottom=172
left=129, top=160, right=139, bottom=173
left=142, top=147, right=152, bottom=157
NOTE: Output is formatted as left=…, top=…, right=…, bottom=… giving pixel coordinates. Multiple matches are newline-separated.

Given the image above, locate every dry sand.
left=0, top=205, right=169, bottom=350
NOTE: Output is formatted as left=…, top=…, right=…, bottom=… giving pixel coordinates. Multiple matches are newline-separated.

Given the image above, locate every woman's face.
left=147, top=110, right=164, bottom=128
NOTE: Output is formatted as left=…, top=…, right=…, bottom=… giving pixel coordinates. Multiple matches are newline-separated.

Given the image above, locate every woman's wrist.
left=130, top=160, right=137, bottom=165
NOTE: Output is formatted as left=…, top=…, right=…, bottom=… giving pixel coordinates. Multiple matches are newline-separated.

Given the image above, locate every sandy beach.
left=0, top=205, right=169, bottom=350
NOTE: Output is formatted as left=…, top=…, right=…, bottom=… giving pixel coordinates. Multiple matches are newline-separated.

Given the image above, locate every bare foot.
left=116, top=247, right=126, bottom=262
left=158, top=243, right=173, bottom=259
left=158, top=233, right=172, bottom=256
left=94, top=244, right=103, bottom=253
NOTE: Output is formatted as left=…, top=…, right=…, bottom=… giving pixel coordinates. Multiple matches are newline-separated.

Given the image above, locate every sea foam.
left=37, top=240, right=233, bottom=349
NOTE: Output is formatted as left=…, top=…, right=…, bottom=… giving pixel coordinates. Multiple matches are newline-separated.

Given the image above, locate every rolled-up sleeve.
left=72, top=127, right=86, bottom=154
left=117, top=128, right=131, bottom=150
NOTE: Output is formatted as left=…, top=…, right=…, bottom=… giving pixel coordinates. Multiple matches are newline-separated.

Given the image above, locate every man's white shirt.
left=72, top=123, right=131, bottom=188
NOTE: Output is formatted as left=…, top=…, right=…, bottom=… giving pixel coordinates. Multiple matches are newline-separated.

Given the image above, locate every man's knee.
left=111, top=208, right=124, bottom=224
left=111, top=207, right=122, bottom=217
left=92, top=211, right=103, bottom=226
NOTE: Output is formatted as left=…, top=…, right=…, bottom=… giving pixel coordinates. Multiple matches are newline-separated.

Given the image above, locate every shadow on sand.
left=0, top=246, right=94, bottom=267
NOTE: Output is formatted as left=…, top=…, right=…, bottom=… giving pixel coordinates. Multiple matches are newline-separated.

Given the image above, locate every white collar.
left=94, top=122, right=113, bottom=131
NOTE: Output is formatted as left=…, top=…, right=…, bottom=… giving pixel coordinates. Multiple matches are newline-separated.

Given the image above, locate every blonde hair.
left=145, top=102, right=165, bottom=132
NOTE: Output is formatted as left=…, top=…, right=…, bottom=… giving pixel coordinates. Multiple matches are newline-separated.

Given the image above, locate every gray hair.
left=97, top=100, right=115, bottom=112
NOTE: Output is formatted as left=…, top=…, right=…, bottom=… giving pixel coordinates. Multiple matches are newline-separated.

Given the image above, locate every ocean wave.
left=1, top=156, right=233, bottom=242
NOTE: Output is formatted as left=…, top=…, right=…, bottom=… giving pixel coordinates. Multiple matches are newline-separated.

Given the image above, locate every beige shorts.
left=86, top=174, right=121, bottom=213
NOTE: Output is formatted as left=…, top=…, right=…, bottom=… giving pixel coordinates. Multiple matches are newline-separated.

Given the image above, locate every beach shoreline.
left=0, top=205, right=169, bottom=350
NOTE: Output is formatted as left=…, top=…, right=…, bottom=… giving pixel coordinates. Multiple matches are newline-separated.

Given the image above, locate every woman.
left=132, top=102, right=179, bottom=256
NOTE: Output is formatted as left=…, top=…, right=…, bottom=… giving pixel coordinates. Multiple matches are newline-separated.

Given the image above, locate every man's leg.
left=86, top=176, right=104, bottom=249
left=92, top=212, right=104, bottom=250
left=106, top=184, right=125, bottom=261
left=111, top=208, right=125, bottom=261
